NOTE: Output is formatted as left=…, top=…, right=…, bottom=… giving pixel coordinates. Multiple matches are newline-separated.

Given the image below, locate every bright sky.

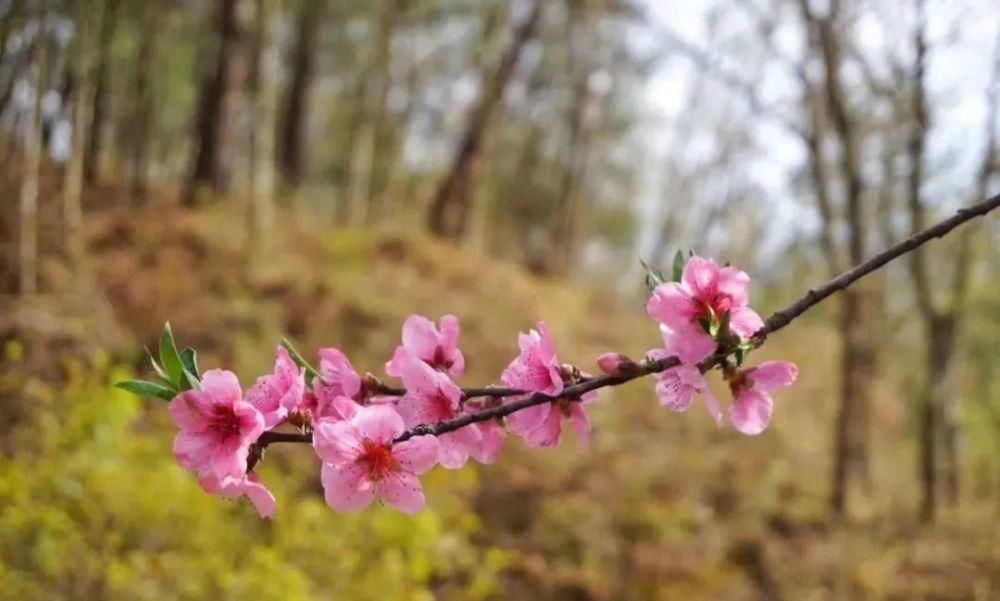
left=632, top=0, right=999, bottom=267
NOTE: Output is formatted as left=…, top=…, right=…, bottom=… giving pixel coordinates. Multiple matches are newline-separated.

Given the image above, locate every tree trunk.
left=84, top=0, right=117, bottom=185
left=187, top=0, right=248, bottom=204
left=248, top=0, right=278, bottom=258
left=129, top=0, right=159, bottom=204
left=19, top=30, right=46, bottom=297
left=426, top=0, right=542, bottom=240
left=277, top=0, right=322, bottom=192
left=64, top=2, right=98, bottom=266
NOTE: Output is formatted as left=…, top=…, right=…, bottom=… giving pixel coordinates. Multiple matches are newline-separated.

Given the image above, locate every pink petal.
left=401, top=314, right=441, bottom=358
left=240, top=473, right=277, bottom=519
left=169, top=390, right=210, bottom=431
left=716, top=266, right=752, bottom=309
left=661, top=323, right=716, bottom=365
left=436, top=426, right=481, bottom=470
left=521, top=405, right=562, bottom=448
left=398, top=351, right=459, bottom=404
left=702, top=387, right=724, bottom=426
left=321, top=462, right=376, bottom=512
left=749, top=361, right=798, bottom=391
left=352, top=403, right=405, bottom=445
left=200, top=369, right=242, bottom=406
left=470, top=419, right=504, bottom=464
left=393, top=435, right=439, bottom=474
left=534, top=322, right=558, bottom=364
left=317, top=348, right=362, bottom=399
left=682, top=255, right=720, bottom=298
left=655, top=366, right=698, bottom=412
left=505, top=400, right=552, bottom=436
left=729, top=307, right=764, bottom=338
left=646, top=282, right=698, bottom=329
left=568, top=404, right=591, bottom=447
left=234, top=401, right=265, bottom=441
left=376, top=471, right=426, bottom=514
left=313, top=418, right=364, bottom=465
left=173, top=431, right=212, bottom=471
left=730, top=388, right=773, bottom=435
left=211, top=438, right=249, bottom=480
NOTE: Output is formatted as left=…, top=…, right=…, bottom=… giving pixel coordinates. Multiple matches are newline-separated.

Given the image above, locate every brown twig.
left=257, top=194, right=1000, bottom=449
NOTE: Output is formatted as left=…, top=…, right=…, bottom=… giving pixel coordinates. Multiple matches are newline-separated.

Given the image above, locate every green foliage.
left=0, top=362, right=509, bottom=600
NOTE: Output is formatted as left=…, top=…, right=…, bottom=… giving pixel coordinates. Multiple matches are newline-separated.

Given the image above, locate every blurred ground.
left=2, top=195, right=999, bottom=600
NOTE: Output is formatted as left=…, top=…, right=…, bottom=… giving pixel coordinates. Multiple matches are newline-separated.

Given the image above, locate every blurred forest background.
left=1, top=0, right=1000, bottom=598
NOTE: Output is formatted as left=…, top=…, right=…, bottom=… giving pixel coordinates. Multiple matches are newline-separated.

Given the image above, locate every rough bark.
left=427, top=0, right=542, bottom=240
left=187, top=0, right=249, bottom=203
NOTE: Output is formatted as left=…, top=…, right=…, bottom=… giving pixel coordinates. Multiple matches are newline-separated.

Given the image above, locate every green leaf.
left=159, top=322, right=184, bottom=389
left=281, top=337, right=321, bottom=385
left=639, top=258, right=665, bottom=292
left=672, top=250, right=685, bottom=282
left=180, top=347, right=200, bottom=379
left=698, top=316, right=713, bottom=335
left=116, top=379, right=177, bottom=401
left=145, top=346, right=169, bottom=383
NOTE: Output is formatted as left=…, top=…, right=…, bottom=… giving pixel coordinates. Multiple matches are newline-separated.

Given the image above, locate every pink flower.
left=646, top=256, right=764, bottom=364
left=470, top=417, right=504, bottom=464
left=245, top=346, right=304, bottom=428
left=727, top=361, right=798, bottom=435
left=200, top=472, right=276, bottom=519
left=501, top=324, right=594, bottom=447
left=312, top=348, right=364, bottom=419
left=169, top=369, right=265, bottom=481
left=396, top=350, right=482, bottom=469
left=501, top=322, right=563, bottom=396
left=648, top=349, right=722, bottom=425
left=313, top=404, right=439, bottom=514
left=386, top=314, right=466, bottom=377
left=511, top=391, right=595, bottom=448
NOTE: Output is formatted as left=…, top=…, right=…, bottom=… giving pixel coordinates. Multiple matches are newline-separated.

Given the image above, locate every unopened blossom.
left=502, top=323, right=592, bottom=447
left=170, top=369, right=264, bottom=481
left=386, top=314, right=466, bottom=377
left=646, top=256, right=764, bottom=364
left=396, top=350, right=482, bottom=469
left=245, top=346, right=304, bottom=428
left=596, top=352, right=639, bottom=377
left=647, top=349, right=722, bottom=425
left=314, top=404, right=439, bottom=514
left=200, top=472, right=276, bottom=519
left=727, top=361, right=798, bottom=435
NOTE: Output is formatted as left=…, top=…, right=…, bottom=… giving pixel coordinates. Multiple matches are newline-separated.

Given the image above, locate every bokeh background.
left=1, top=0, right=1000, bottom=598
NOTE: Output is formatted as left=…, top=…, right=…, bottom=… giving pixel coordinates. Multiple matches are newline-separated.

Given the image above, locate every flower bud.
left=596, top=353, right=639, bottom=377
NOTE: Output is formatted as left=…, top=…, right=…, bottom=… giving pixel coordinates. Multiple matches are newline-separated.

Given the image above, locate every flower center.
left=209, top=404, right=243, bottom=440
left=431, top=345, right=454, bottom=371
left=360, top=439, right=398, bottom=480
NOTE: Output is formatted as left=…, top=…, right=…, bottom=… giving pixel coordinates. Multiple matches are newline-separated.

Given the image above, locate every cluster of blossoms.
left=131, top=254, right=797, bottom=518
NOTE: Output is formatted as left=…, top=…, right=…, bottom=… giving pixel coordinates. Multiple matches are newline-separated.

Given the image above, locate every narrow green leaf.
left=159, top=322, right=184, bottom=388
left=180, top=347, right=200, bottom=379
left=182, top=368, right=201, bottom=391
left=116, top=379, right=177, bottom=401
left=717, top=310, right=732, bottom=340
left=281, top=337, right=321, bottom=385
left=698, top=316, right=713, bottom=335
left=639, top=258, right=665, bottom=292
left=145, top=346, right=169, bottom=383
left=672, top=250, right=685, bottom=282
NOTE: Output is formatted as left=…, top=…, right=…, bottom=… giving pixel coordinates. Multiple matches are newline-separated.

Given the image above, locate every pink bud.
left=596, top=353, right=637, bottom=376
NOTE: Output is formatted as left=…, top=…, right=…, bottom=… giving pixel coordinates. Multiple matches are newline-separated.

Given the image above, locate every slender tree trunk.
left=19, top=30, right=46, bottom=297
left=248, top=0, right=278, bottom=258
left=278, top=0, right=322, bottom=193
left=129, top=0, right=159, bottom=204
left=552, top=1, right=594, bottom=273
left=64, top=2, right=99, bottom=267
left=426, top=0, right=542, bottom=240
left=187, top=0, right=249, bottom=204
left=84, top=0, right=117, bottom=185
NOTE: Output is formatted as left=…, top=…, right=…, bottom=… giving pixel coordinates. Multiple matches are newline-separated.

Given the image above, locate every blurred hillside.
left=1, top=0, right=1000, bottom=598
left=2, top=193, right=1000, bottom=600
